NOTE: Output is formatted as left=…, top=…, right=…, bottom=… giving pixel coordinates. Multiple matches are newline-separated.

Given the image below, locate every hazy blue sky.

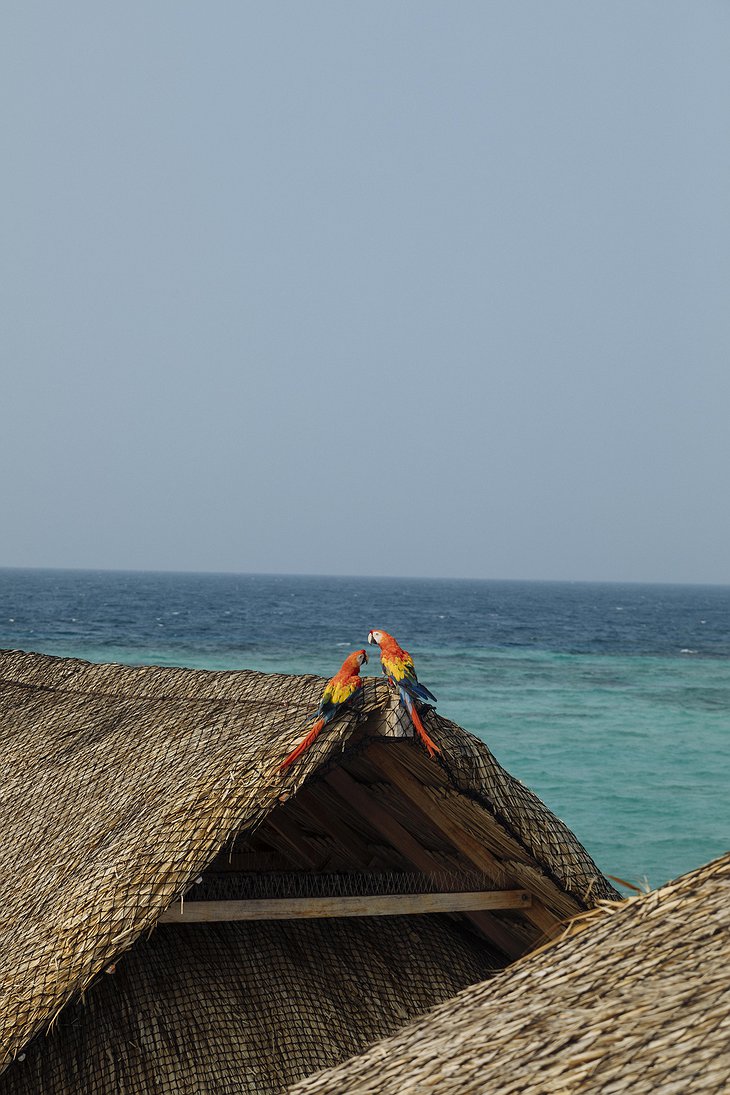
left=2, top=2, right=729, bottom=582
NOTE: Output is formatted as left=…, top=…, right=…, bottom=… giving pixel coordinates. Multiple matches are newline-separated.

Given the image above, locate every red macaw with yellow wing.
left=367, top=629, right=440, bottom=757
left=279, top=649, right=368, bottom=771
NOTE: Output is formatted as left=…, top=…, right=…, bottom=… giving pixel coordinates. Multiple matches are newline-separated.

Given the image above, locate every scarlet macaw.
left=366, top=629, right=440, bottom=756
left=279, top=649, right=369, bottom=771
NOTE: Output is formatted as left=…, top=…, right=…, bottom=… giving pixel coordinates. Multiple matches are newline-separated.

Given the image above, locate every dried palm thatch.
left=0, top=648, right=618, bottom=1091
left=2, top=917, right=497, bottom=1094
left=289, top=852, right=730, bottom=1095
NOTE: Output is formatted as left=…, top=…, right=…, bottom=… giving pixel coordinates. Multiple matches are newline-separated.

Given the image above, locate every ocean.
left=1, top=567, right=728, bottom=891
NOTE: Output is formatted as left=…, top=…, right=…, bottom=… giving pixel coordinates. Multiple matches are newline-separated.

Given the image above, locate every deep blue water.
left=1, top=568, right=728, bottom=890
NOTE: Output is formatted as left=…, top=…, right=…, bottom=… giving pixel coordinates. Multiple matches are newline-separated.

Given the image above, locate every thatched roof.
left=289, top=853, right=730, bottom=1095
left=0, top=648, right=618, bottom=1090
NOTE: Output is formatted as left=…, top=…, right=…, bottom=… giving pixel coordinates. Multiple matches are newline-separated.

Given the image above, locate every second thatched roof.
left=289, top=852, right=730, bottom=1095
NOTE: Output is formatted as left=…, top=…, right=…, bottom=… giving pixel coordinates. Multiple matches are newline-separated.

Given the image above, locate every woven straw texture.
left=290, top=852, right=730, bottom=1095
left=0, top=648, right=617, bottom=1087
left=1, top=916, right=496, bottom=1095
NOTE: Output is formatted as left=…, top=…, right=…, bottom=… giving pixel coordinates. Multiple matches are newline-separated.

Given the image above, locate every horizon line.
left=0, top=564, right=728, bottom=590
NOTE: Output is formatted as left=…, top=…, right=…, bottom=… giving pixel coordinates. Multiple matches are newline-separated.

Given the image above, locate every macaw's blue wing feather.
left=315, top=674, right=361, bottom=724
left=411, top=679, right=437, bottom=704
left=315, top=697, right=337, bottom=723
left=314, top=681, right=337, bottom=723
left=398, top=682, right=436, bottom=710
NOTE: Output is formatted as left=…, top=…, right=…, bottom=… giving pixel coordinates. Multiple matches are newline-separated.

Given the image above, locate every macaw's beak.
left=367, top=632, right=375, bottom=645
left=362, top=650, right=369, bottom=664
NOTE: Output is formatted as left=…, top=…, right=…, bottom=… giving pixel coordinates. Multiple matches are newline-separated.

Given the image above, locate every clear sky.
left=2, top=2, right=729, bottom=583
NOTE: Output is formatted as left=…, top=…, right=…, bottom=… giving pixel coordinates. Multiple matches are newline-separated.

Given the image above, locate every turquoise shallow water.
left=1, top=569, right=728, bottom=890
left=428, top=647, right=730, bottom=889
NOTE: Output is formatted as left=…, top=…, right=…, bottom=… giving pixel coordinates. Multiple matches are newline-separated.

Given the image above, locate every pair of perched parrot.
left=279, top=629, right=439, bottom=771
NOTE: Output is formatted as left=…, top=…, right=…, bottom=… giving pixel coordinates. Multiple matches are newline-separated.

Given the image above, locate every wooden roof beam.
left=366, top=741, right=563, bottom=940
left=294, top=786, right=377, bottom=870
left=324, top=767, right=524, bottom=959
left=325, top=768, right=446, bottom=873
left=263, top=810, right=326, bottom=871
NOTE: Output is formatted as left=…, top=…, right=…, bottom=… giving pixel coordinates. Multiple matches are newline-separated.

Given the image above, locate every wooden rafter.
left=294, top=786, right=376, bottom=869
left=263, top=810, right=324, bottom=870
left=324, top=767, right=524, bottom=959
left=366, top=742, right=564, bottom=939
left=325, top=768, right=448, bottom=875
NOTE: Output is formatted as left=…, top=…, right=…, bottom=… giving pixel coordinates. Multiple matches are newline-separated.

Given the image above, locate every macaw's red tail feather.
left=409, top=704, right=440, bottom=758
left=279, top=717, right=326, bottom=772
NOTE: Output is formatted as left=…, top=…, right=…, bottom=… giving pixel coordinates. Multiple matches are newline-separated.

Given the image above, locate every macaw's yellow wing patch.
left=382, top=652, right=417, bottom=685
left=328, top=676, right=361, bottom=706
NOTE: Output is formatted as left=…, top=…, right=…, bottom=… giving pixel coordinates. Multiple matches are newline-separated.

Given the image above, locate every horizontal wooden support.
left=158, top=889, right=532, bottom=923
